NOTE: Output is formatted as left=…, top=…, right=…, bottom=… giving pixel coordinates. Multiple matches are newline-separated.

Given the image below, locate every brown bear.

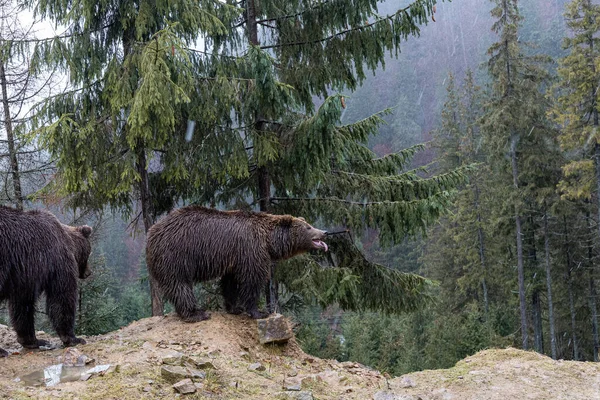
left=146, top=206, right=328, bottom=321
left=0, top=206, right=93, bottom=357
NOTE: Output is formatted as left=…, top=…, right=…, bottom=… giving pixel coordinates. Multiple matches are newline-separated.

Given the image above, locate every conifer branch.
left=2, top=23, right=115, bottom=44
left=270, top=196, right=445, bottom=206
left=259, top=1, right=430, bottom=50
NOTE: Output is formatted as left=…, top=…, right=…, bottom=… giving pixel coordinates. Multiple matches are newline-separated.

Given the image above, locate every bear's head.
left=270, top=216, right=328, bottom=260
left=64, top=224, right=93, bottom=279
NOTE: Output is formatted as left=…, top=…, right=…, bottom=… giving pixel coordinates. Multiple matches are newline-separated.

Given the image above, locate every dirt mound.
left=1, top=315, right=599, bottom=399
left=0, top=313, right=385, bottom=399
left=385, top=347, right=600, bottom=400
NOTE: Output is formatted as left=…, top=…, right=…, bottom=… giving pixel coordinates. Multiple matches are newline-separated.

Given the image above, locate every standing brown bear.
left=146, top=206, right=328, bottom=321
left=0, top=206, right=93, bottom=357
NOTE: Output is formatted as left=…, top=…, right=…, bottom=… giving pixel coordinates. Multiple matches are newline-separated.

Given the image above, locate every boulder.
left=257, top=314, right=293, bottom=344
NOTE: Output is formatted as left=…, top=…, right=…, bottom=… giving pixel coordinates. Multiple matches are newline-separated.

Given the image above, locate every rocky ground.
left=1, top=313, right=600, bottom=399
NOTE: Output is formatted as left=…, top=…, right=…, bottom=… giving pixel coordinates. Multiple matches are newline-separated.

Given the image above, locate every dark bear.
left=0, top=206, right=93, bottom=357
left=146, top=206, right=328, bottom=321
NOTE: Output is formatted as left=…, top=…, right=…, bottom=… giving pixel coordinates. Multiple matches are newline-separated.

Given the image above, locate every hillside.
left=1, top=314, right=599, bottom=399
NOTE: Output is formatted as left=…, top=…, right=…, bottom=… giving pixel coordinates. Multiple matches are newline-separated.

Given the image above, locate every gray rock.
left=374, top=391, right=421, bottom=400
left=172, top=378, right=196, bottom=394
left=183, top=356, right=216, bottom=369
left=161, top=366, right=191, bottom=383
left=277, top=391, right=314, bottom=400
left=188, top=368, right=206, bottom=380
left=257, top=313, right=293, bottom=344
left=60, top=348, right=88, bottom=367
left=248, top=362, right=266, bottom=372
left=283, top=382, right=302, bottom=391
left=161, top=352, right=184, bottom=365
left=399, top=376, right=416, bottom=388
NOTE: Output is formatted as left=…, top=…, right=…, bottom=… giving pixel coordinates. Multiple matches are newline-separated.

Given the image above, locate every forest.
left=0, top=0, right=597, bottom=377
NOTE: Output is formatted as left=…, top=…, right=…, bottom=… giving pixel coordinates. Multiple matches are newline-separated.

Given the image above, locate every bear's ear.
left=79, top=225, right=93, bottom=238
left=297, top=217, right=306, bottom=222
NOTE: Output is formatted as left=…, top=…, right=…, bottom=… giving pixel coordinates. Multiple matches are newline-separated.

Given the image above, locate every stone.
left=161, top=365, right=206, bottom=383
left=142, top=341, right=155, bottom=350
left=256, top=313, right=293, bottom=344
left=188, top=368, right=206, bottom=380
left=316, top=370, right=339, bottom=385
left=172, top=378, right=196, bottom=394
left=142, top=387, right=152, bottom=393
left=161, top=352, right=184, bottom=365
left=373, top=391, right=400, bottom=400
left=399, top=376, right=416, bottom=388
left=283, top=382, right=302, bottom=391
left=60, top=348, right=87, bottom=367
left=183, top=356, right=216, bottom=369
left=248, top=362, right=266, bottom=372
left=277, top=391, right=314, bottom=400
left=161, top=366, right=191, bottom=383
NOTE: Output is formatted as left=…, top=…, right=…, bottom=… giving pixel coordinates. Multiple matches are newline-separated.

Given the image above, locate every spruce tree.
left=25, top=0, right=468, bottom=315
left=481, top=0, right=558, bottom=350
left=551, top=0, right=600, bottom=360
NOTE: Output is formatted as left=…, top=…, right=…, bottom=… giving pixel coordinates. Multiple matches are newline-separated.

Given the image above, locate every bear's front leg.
left=238, top=278, right=270, bottom=319
left=60, top=336, right=86, bottom=347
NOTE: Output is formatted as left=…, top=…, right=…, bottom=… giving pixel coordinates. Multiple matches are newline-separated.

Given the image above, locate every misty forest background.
left=1, top=0, right=598, bottom=376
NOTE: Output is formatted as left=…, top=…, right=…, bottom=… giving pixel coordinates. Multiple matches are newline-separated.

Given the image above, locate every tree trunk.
left=474, top=183, right=489, bottom=316
left=526, top=213, right=543, bottom=354
left=136, top=144, right=163, bottom=316
left=590, top=267, right=599, bottom=361
left=0, top=61, right=23, bottom=209
left=543, top=210, right=557, bottom=359
left=511, top=133, right=527, bottom=350
left=589, top=1, right=600, bottom=362
left=565, top=216, right=579, bottom=360
left=247, top=0, right=277, bottom=313
left=587, top=211, right=599, bottom=361
left=569, top=274, right=579, bottom=360
left=532, top=289, right=543, bottom=353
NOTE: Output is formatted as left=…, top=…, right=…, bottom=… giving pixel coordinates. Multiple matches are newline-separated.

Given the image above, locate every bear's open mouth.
left=312, top=240, right=328, bottom=252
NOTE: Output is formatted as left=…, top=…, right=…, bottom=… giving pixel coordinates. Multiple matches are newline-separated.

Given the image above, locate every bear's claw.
left=183, top=311, right=211, bottom=323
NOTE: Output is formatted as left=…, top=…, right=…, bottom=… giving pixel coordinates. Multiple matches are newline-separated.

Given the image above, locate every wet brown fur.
left=146, top=206, right=326, bottom=321
left=0, top=206, right=92, bottom=357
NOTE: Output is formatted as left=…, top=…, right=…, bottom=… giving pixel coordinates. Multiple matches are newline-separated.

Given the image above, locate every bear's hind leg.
left=221, top=274, right=243, bottom=315
left=9, top=295, right=48, bottom=349
left=164, top=282, right=209, bottom=322
left=46, top=282, right=85, bottom=347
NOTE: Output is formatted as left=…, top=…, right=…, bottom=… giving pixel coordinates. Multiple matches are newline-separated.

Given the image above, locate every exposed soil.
left=1, top=314, right=599, bottom=399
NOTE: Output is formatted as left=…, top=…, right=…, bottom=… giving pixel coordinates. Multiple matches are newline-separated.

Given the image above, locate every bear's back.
left=0, top=206, right=74, bottom=286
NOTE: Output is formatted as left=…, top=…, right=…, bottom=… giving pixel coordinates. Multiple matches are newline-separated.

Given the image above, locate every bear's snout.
left=80, top=265, right=92, bottom=279
left=310, top=228, right=328, bottom=252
